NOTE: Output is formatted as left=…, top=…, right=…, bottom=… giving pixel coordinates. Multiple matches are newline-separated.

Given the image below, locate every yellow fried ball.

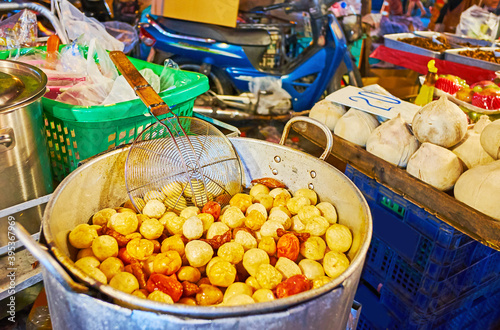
left=297, top=205, right=321, bottom=223
left=294, top=188, right=317, bottom=205
left=109, top=272, right=139, bottom=294
left=153, top=250, right=182, bottom=275
left=223, top=282, right=253, bottom=303
left=255, top=264, right=282, bottom=290
left=126, top=238, right=154, bottom=261
left=92, top=208, right=116, bottom=226
left=148, top=290, right=174, bottom=304
left=143, top=199, right=166, bottom=219
left=245, top=210, right=267, bottom=231
left=259, top=221, right=285, bottom=240
left=225, top=294, right=255, bottom=306
left=273, top=192, right=291, bottom=208
left=242, top=248, right=270, bottom=277
left=245, top=276, right=262, bottom=292
left=76, top=247, right=95, bottom=260
left=229, top=193, right=253, bottom=213
left=177, top=266, right=201, bottom=283
left=291, top=215, right=305, bottom=232
left=269, top=188, right=290, bottom=199
left=179, top=206, right=200, bottom=219
left=234, top=230, right=257, bottom=251
left=197, top=213, right=214, bottom=233
left=258, top=236, right=276, bottom=256
left=286, top=196, right=311, bottom=215
left=298, top=259, right=325, bottom=280
left=300, top=236, right=326, bottom=261
left=69, top=224, right=99, bottom=249
left=221, top=206, right=245, bottom=229
left=108, top=212, right=139, bottom=236
left=160, top=235, right=185, bottom=256
left=132, top=289, right=148, bottom=299
left=165, top=215, right=187, bottom=236
left=206, top=222, right=230, bottom=239
left=182, top=216, right=204, bottom=240
left=312, top=276, right=333, bottom=289
left=196, top=284, right=223, bottom=306
left=268, top=207, right=291, bottom=230
left=99, top=257, right=124, bottom=281
left=92, top=235, right=119, bottom=261
left=75, top=256, right=100, bottom=272
left=323, top=251, right=350, bottom=279
left=218, top=242, right=245, bottom=264
left=246, top=203, right=267, bottom=218
left=304, top=216, right=329, bottom=236
left=139, top=218, right=164, bottom=240
left=275, top=257, right=302, bottom=280
left=325, top=224, right=353, bottom=253
left=252, top=289, right=275, bottom=303
left=207, top=260, right=236, bottom=287
left=252, top=194, right=274, bottom=212
left=185, top=240, right=214, bottom=267
left=249, top=184, right=270, bottom=197
left=86, top=267, right=108, bottom=284
left=159, top=211, right=176, bottom=229
left=316, top=202, right=338, bottom=224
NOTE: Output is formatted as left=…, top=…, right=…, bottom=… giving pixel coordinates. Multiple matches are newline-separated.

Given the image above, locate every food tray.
left=442, top=32, right=494, bottom=47
left=384, top=32, right=445, bottom=59
left=444, top=47, right=500, bottom=72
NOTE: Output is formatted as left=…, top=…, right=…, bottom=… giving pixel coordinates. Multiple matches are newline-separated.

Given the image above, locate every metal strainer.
left=109, top=51, right=242, bottom=212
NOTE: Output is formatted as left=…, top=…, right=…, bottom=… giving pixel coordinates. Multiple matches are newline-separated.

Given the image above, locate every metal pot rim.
left=43, top=138, right=373, bottom=318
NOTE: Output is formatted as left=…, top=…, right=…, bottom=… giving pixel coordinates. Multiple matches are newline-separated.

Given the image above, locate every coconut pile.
left=309, top=96, right=500, bottom=220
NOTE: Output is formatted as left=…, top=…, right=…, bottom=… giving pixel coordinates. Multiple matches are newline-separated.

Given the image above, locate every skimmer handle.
left=109, top=51, right=172, bottom=118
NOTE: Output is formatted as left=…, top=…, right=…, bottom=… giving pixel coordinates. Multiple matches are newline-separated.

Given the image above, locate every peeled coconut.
left=480, top=119, right=500, bottom=159
left=452, top=115, right=494, bottom=169
left=366, top=114, right=419, bottom=167
left=412, top=96, right=468, bottom=148
left=406, top=142, right=463, bottom=191
left=454, top=160, right=500, bottom=220
left=334, top=109, right=379, bottom=147
left=309, top=100, right=346, bottom=131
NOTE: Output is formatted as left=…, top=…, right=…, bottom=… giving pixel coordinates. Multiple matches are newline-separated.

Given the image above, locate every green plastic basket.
left=1, top=47, right=209, bottom=181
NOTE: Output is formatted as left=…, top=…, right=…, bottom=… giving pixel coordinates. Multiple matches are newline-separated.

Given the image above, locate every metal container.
left=17, top=118, right=372, bottom=330
left=444, top=47, right=500, bottom=72
left=384, top=32, right=445, bottom=59
left=0, top=60, right=52, bottom=247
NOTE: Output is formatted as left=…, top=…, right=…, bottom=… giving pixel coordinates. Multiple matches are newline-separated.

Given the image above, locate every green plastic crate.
left=1, top=47, right=209, bottom=181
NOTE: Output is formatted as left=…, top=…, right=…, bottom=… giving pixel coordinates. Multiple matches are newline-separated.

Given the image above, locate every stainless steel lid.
left=0, top=60, right=47, bottom=113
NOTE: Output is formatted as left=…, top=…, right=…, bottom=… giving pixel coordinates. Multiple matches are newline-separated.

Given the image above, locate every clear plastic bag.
left=0, top=10, right=37, bottom=52
left=57, top=0, right=124, bottom=51
left=159, top=59, right=190, bottom=91
left=456, top=5, right=500, bottom=42
left=102, top=68, right=160, bottom=105
left=103, top=21, right=139, bottom=54
left=248, top=77, right=292, bottom=115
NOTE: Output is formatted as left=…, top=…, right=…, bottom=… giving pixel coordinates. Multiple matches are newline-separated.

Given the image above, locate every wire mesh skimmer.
left=109, top=51, right=242, bottom=212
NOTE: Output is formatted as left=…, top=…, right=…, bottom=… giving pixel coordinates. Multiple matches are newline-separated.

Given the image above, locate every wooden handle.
left=109, top=51, right=171, bottom=117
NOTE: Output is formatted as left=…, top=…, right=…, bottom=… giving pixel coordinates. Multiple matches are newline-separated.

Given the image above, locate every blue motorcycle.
left=138, top=0, right=362, bottom=112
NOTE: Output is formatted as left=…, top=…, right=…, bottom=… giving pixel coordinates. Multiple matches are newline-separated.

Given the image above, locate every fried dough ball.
left=234, top=230, right=257, bottom=251
left=142, top=255, right=156, bottom=277
left=198, top=213, right=214, bottom=233
left=300, top=236, right=326, bottom=261
left=179, top=206, right=200, bottom=219
left=165, top=215, right=187, bottom=236
left=275, top=257, right=302, bottom=280
left=221, top=206, right=245, bottom=229
left=144, top=190, right=165, bottom=203
left=132, top=289, right=148, bottom=299
left=255, top=264, right=282, bottom=290
left=291, top=216, right=305, bottom=232
left=316, top=202, right=338, bottom=224
left=159, top=212, right=176, bottom=229
left=139, top=218, right=164, bottom=240
left=304, top=216, right=329, bottom=236
left=135, top=214, right=148, bottom=228
left=229, top=193, right=253, bottom=213
left=183, top=216, right=204, bottom=240
left=108, top=212, right=139, bottom=236
left=185, top=240, right=214, bottom=267
left=75, top=256, right=100, bottom=272
left=218, top=242, right=245, bottom=264
left=109, top=272, right=139, bottom=294
left=223, top=282, right=253, bottom=303
left=206, top=222, right=230, bottom=239
left=69, top=224, right=99, bottom=249
left=312, top=276, right=332, bottom=289
left=116, top=207, right=136, bottom=214
left=258, top=236, right=276, bottom=256
left=249, top=184, right=270, bottom=197
left=269, top=188, right=290, bottom=199
left=242, top=248, right=270, bottom=277
left=286, top=196, right=311, bottom=215
left=164, top=196, right=187, bottom=213
left=273, top=192, right=291, bottom=208
left=268, top=208, right=291, bottom=230
left=245, top=210, right=267, bottom=231
left=246, top=203, right=267, bottom=218
left=148, top=290, right=174, bottom=304
left=143, top=200, right=166, bottom=219
left=298, top=259, right=325, bottom=280
left=298, top=206, right=321, bottom=223
left=99, top=257, right=124, bottom=281
left=177, top=266, right=201, bottom=283
left=92, top=235, right=119, bottom=261
left=245, top=276, right=262, bottom=291
left=126, top=238, right=154, bottom=261
left=205, top=256, right=224, bottom=276
left=76, top=247, right=95, bottom=260
left=259, top=221, right=285, bottom=240
left=323, top=251, right=350, bottom=279
left=207, top=260, right=236, bottom=287
left=161, top=235, right=185, bottom=256
left=153, top=251, right=182, bottom=275
left=295, top=188, right=317, bottom=205
left=178, top=297, right=197, bottom=305
left=196, top=284, right=223, bottom=306
left=225, top=294, right=255, bottom=306
left=325, top=224, right=353, bottom=253
left=92, top=208, right=116, bottom=226
left=161, top=181, right=183, bottom=197
left=252, top=194, right=274, bottom=212
left=252, top=289, right=275, bottom=303
left=86, top=267, right=108, bottom=284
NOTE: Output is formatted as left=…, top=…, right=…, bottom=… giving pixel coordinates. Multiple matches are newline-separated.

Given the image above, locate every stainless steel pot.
left=0, top=60, right=52, bottom=247
left=16, top=117, right=372, bottom=330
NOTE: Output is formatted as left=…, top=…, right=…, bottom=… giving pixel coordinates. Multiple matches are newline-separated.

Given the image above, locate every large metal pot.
left=17, top=118, right=372, bottom=330
left=0, top=60, right=52, bottom=247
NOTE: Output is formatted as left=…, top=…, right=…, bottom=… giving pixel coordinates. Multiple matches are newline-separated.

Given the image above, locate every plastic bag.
left=456, top=5, right=500, bottom=42
left=57, top=0, right=124, bottom=51
left=248, top=77, right=292, bottom=115
left=380, top=15, right=425, bottom=35
left=55, top=39, right=117, bottom=105
left=0, top=10, right=37, bottom=52
left=159, top=59, right=190, bottom=91
left=102, top=68, right=160, bottom=105
left=59, top=42, right=88, bottom=76
left=103, top=21, right=139, bottom=54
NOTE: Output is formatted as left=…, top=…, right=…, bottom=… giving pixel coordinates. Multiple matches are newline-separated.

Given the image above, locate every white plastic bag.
left=57, top=0, right=124, bottom=51
left=248, top=77, right=292, bottom=115
left=456, top=5, right=500, bottom=42
left=103, top=21, right=139, bottom=54
left=102, top=68, right=160, bottom=105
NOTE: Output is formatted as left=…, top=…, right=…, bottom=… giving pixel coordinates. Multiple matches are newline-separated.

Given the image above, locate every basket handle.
left=109, top=51, right=173, bottom=118
left=280, top=116, right=334, bottom=161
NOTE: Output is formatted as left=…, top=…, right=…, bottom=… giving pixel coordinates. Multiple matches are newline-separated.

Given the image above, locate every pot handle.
left=280, top=116, right=334, bottom=160
left=14, top=223, right=89, bottom=294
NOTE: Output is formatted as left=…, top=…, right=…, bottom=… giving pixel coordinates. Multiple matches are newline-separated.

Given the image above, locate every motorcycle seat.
left=155, top=16, right=272, bottom=47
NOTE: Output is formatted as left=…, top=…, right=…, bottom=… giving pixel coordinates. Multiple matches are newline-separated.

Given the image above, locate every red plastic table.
left=370, top=45, right=497, bottom=84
